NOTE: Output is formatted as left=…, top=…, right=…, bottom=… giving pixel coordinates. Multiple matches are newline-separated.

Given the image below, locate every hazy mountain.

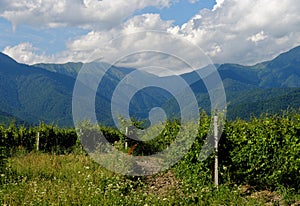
left=0, top=52, right=75, bottom=126
left=219, top=46, right=300, bottom=119
left=33, top=62, right=83, bottom=79
left=0, top=55, right=171, bottom=126
left=0, top=45, right=300, bottom=126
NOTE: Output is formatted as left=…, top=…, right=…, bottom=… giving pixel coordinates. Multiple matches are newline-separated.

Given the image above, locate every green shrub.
left=223, top=114, right=300, bottom=190
left=0, top=124, right=8, bottom=173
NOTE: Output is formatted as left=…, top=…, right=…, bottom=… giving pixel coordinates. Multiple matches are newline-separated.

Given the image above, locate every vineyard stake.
left=125, top=127, right=128, bottom=149
left=214, top=115, right=218, bottom=188
left=36, top=131, right=40, bottom=151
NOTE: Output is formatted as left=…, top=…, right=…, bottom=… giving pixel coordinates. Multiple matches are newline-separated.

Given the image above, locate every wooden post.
left=36, top=131, right=40, bottom=151
left=214, top=115, right=218, bottom=188
left=125, top=127, right=128, bottom=150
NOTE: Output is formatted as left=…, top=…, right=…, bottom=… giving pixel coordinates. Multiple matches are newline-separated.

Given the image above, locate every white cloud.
left=3, top=43, right=48, bottom=64
left=2, top=0, right=300, bottom=71
left=122, top=13, right=173, bottom=34
left=188, top=0, right=199, bottom=4
left=67, top=30, right=114, bottom=51
left=64, top=14, right=207, bottom=75
left=172, top=0, right=300, bottom=65
left=64, top=14, right=174, bottom=62
left=0, top=0, right=173, bottom=30
left=247, top=31, right=267, bottom=43
left=212, top=0, right=224, bottom=11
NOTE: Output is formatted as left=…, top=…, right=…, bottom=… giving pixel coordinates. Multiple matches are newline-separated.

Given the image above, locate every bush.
left=223, top=113, right=300, bottom=190
left=173, top=112, right=300, bottom=191
left=0, top=124, right=9, bottom=173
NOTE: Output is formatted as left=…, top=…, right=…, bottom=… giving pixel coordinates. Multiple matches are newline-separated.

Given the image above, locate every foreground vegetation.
left=0, top=112, right=299, bottom=205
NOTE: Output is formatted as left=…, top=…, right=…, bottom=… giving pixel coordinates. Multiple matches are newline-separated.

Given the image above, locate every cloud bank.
left=2, top=0, right=300, bottom=73
left=0, top=0, right=172, bottom=30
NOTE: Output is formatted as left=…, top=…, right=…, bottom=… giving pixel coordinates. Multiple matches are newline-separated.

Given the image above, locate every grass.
left=1, top=151, right=299, bottom=205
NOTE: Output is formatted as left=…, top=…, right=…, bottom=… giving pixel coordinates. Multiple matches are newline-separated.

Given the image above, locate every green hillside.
left=33, top=62, right=83, bottom=78
left=0, top=52, right=75, bottom=126
left=0, top=45, right=300, bottom=125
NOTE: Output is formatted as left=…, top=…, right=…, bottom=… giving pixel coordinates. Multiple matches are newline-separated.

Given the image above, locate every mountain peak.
left=268, top=45, right=300, bottom=68
left=0, top=52, right=29, bottom=75
left=0, top=52, right=18, bottom=64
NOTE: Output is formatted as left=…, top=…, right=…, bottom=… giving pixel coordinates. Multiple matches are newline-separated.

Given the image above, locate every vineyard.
left=0, top=112, right=299, bottom=205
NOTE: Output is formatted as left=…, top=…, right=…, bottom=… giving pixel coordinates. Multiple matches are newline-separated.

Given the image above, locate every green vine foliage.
left=223, top=113, right=300, bottom=190
left=174, top=111, right=299, bottom=191
left=0, top=111, right=299, bottom=191
left=0, top=122, right=78, bottom=156
left=0, top=125, right=7, bottom=173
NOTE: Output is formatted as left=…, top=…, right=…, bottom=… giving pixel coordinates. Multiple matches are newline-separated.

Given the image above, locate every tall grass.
left=1, top=151, right=299, bottom=205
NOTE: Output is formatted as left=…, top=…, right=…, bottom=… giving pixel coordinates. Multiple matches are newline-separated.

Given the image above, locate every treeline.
left=1, top=112, right=300, bottom=191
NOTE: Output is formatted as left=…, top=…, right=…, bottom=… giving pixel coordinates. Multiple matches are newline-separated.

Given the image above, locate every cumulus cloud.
left=66, top=13, right=173, bottom=53
left=212, top=0, right=224, bottom=11
left=63, top=0, right=300, bottom=66
left=247, top=31, right=267, bottom=43
left=2, top=0, right=300, bottom=71
left=67, top=30, right=114, bottom=52
left=3, top=41, right=104, bottom=65
left=0, top=0, right=173, bottom=30
left=64, top=14, right=206, bottom=75
left=122, top=13, right=173, bottom=34
left=3, top=42, right=48, bottom=64
left=65, top=14, right=174, bottom=61
left=171, top=0, right=300, bottom=65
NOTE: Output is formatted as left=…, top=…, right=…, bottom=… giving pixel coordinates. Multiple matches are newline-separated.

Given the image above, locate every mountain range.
left=0, top=45, right=300, bottom=127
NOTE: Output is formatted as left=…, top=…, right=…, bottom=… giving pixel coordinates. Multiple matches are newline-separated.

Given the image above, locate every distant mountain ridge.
left=0, top=52, right=75, bottom=126
left=33, top=62, right=83, bottom=79
left=0, top=45, right=300, bottom=126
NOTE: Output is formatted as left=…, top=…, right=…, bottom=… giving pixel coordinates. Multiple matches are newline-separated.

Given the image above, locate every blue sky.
left=0, top=18, right=89, bottom=55
left=0, top=0, right=299, bottom=69
left=135, top=0, right=216, bottom=25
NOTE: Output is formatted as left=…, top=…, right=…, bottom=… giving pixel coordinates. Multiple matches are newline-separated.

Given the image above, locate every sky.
left=0, top=0, right=300, bottom=74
